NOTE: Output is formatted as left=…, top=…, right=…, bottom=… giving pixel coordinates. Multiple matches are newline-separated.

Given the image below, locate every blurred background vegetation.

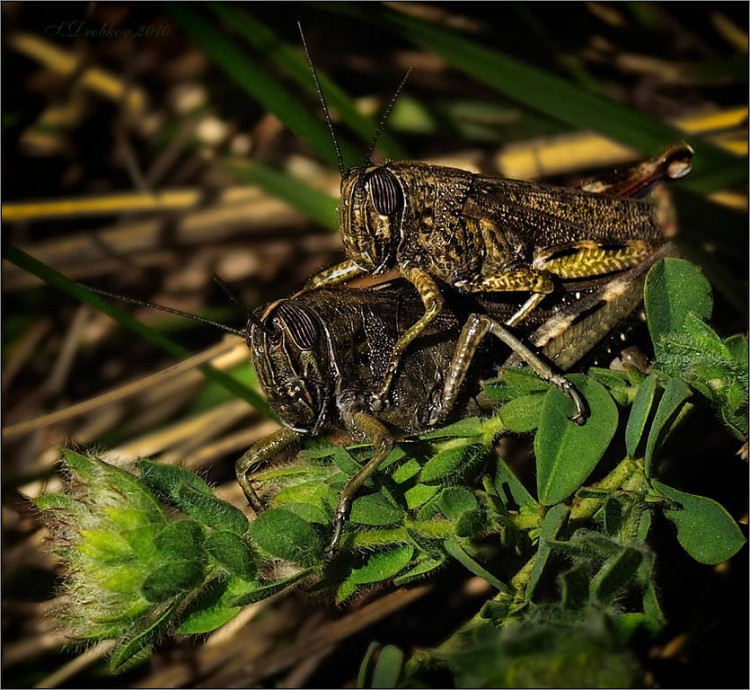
left=2, top=3, right=747, bottom=687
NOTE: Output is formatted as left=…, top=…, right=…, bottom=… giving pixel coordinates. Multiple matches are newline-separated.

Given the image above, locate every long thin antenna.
left=298, top=22, right=346, bottom=177
left=211, top=274, right=272, bottom=335
left=80, top=284, right=246, bottom=337
left=362, top=68, right=412, bottom=166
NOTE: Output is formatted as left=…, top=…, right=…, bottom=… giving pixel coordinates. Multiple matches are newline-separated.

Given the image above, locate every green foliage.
left=645, top=258, right=748, bottom=440
left=652, top=481, right=746, bottom=564
left=535, top=374, right=619, bottom=504
left=34, top=450, right=297, bottom=672
left=34, top=259, right=746, bottom=682
left=429, top=607, right=643, bottom=689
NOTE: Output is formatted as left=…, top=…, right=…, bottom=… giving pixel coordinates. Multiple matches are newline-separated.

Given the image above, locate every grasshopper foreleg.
left=329, top=403, right=395, bottom=553
left=428, top=313, right=586, bottom=426
left=303, top=259, right=366, bottom=292
left=236, top=427, right=302, bottom=514
left=374, top=264, right=444, bottom=406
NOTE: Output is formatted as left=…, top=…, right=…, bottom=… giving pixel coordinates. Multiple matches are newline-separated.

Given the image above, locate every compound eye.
left=274, top=302, right=320, bottom=350
left=367, top=168, right=402, bottom=216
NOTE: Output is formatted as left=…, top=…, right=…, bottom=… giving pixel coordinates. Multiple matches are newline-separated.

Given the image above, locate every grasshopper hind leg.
left=428, top=313, right=586, bottom=427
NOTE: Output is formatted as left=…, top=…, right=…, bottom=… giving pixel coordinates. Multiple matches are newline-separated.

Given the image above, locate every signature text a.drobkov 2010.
left=45, top=20, right=172, bottom=39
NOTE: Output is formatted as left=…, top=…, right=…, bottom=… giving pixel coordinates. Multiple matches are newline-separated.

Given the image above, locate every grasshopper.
left=297, top=36, right=692, bottom=415
left=237, top=244, right=673, bottom=552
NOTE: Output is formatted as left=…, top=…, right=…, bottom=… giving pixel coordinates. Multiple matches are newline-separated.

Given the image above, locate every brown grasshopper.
left=297, top=36, right=692, bottom=418
left=238, top=245, right=674, bottom=552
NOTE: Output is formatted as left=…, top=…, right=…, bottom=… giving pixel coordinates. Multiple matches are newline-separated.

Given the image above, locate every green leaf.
left=483, top=368, right=553, bottom=403
left=456, top=510, right=488, bottom=538
left=272, top=480, right=332, bottom=514
left=205, top=531, right=257, bottom=581
left=34, top=493, right=80, bottom=513
left=339, top=547, right=415, bottom=601
left=393, top=556, right=446, bottom=586
left=420, top=440, right=489, bottom=483
left=138, top=460, right=214, bottom=498
left=173, top=484, right=250, bottom=536
left=591, top=548, right=644, bottom=605
left=279, top=502, right=331, bottom=526
left=176, top=577, right=237, bottom=634
left=438, top=487, right=479, bottom=520
left=726, top=334, right=749, bottom=366
left=652, top=481, right=746, bottom=565
left=176, top=600, right=240, bottom=635
left=350, top=493, right=404, bottom=526
left=78, top=530, right=134, bottom=563
left=644, top=378, right=692, bottom=476
left=525, top=503, right=569, bottom=601
left=153, top=520, right=205, bottom=563
left=560, top=564, right=590, bottom=610
left=108, top=604, right=177, bottom=673
left=250, top=509, right=323, bottom=565
left=418, top=416, right=484, bottom=440
left=603, top=498, right=624, bottom=538
left=141, top=560, right=205, bottom=602
left=443, top=541, right=508, bottom=592
left=499, top=393, right=545, bottom=432
left=493, top=458, right=539, bottom=511
left=645, top=258, right=713, bottom=357
left=370, top=645, right=405, bottom=689
left=391, top=458, right=422, bottom=484
left=62, top=449, right=164, bottom=521
left=535, top=375, right=619, bottom=505
left=404, top=483, right=440, bottom=510
left=625, top=374, right=659, bottom=459
left=228, top=568, right=316, bottom=607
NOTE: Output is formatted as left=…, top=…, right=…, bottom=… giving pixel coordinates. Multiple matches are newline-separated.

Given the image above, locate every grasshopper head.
left=247, top=301, right=331, bottom=434
left=340, top=165, right=404, bottom=273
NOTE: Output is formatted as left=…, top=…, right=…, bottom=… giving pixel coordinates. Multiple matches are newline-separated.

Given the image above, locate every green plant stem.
left=570, top=458, right=640, bottom=521
left=510, top=554, right=536, bottom=596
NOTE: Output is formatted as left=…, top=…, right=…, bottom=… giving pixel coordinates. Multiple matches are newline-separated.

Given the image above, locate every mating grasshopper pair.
left=238, top=246, right=675, bottom=552
left=237, top=134, right=691, bottom=550
left=233, top=33, right=694, bottom=550
left=296, top=40, right=692, bottom=423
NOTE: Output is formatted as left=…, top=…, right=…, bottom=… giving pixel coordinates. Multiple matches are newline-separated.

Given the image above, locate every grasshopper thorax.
left=340, top=165, right=404, bottom=274
left=247, top=301, right=332, bottom=434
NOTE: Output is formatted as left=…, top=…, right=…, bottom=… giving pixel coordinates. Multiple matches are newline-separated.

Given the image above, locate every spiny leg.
left=375, top=264, right=444, bottom=405
left=328, top=411, right=394, bottom=553
left=236, top=427, right=302, bottom=514
left=428, top=313, right=586, bottom=426
left=536, top=240, right=654, bottom=280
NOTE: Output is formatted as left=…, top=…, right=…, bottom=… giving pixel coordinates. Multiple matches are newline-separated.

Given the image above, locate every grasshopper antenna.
left=211, top=274, right=272, bottom=336
left=80, top=284, right=246, bottom=337
left=362, top=67, right=412, bottom=167
left=298, top=22, right=346, bottom=177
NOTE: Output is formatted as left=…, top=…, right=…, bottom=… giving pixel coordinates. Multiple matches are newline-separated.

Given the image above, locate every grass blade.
left=3, top=242, right=274, bottom=419
left=167, top=4, right=357, bottom=168
left=208, top=4, right=409, bottom=161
